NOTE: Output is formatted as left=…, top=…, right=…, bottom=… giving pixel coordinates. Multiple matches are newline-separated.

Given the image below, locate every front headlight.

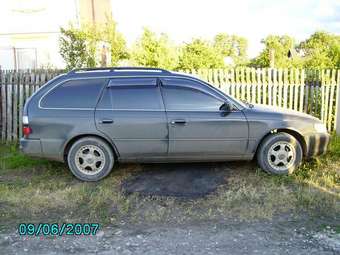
left=314, top=123, right=327, bottom=133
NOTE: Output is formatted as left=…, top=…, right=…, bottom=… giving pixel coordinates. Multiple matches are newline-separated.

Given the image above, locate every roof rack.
left=67, top=67, right=171, bottom=75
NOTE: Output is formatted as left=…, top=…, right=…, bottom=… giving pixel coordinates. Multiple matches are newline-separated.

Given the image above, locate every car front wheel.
left=257, top=133, right=303, bottom=175
left=67, top=137, right=114, bottom=181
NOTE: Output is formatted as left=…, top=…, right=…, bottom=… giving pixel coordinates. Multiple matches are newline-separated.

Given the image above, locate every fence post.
left=299, top=69, right=305, bottom=112
left=335, top=70, right=340, bottom=135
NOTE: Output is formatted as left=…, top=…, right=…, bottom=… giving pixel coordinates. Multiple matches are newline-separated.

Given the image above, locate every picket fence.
left=1, top=68, right=340, bottom=142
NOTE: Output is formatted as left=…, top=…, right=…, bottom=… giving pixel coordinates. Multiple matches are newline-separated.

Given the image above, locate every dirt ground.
left=0, top=215, right=339, bottom=254
left=0, top=162, right=339, bottom=255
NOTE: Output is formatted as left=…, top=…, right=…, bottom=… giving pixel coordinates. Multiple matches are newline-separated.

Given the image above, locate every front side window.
left=101, top=78, right=163, bottom=110
left=161, top=78, right=224, bottom=111
left=40, top=79, right=106, bottom=108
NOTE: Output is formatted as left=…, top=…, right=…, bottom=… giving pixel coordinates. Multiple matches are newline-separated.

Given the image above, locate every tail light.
left=22, top=116, right=31, bottom=138
left=23, top=126, right=32, bottom=138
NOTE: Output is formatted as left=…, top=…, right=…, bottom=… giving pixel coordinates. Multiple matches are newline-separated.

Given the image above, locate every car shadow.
left=121, top=162, right=234, bottom=199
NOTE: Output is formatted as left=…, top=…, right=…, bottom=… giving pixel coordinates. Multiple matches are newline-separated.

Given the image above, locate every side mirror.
left=219, top=102, right=232, bottom=112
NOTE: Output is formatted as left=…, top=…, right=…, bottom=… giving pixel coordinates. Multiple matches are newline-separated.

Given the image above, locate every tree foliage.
left=213, top=33, right=248, bottom=66
left=59, top=27, right=94, bottom=70
left=251, top=35, right=302, bottom=68
left=59, top=19, right=339, bottom=70
left=251, top=32, right=340, bottom=69
left=298, top=31, right=340, bottom=69
left=178, top=39, right=223, bottom=69
left=131, top=28, right=178, bottom=69
left=102, top=17, right=128, bottom=66
left=177, top=34, right=249, bottom=70
left=59, top=18, right=127, bottom=70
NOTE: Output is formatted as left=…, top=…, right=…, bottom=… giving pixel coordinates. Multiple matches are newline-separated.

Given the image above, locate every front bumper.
left=19, top=138, right=43, bottom=157
left=304, top=132, right=330, bottom=158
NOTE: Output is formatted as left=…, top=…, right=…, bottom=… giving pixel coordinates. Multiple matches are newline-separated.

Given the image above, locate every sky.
left=111, top=0, right=340, bottom=57
left=0, top=0, right=339, bottom=60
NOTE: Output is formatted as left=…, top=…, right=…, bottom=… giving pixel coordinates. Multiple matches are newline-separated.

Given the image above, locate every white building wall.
left=0, top=0, right=80, bottom=70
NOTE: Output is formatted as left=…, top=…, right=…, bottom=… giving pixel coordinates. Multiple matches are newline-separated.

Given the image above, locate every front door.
left=160, top=77, right=248, bottom=158
left=95, top=77, right=168, bottom=158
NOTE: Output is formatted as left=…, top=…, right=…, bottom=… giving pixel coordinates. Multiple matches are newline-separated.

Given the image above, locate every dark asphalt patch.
left=121, top=163, right=229, bottom=198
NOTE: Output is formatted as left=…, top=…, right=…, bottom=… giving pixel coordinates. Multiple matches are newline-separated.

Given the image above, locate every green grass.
left=0, top=135, right=339, bottom=226
left=0, top=143, right=52, bottom=170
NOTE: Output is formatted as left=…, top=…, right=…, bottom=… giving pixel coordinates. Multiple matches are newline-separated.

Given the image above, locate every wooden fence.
left=1, top=68, right=340, bottom=142
left=185, top=68, right=340, bottom=134
left=0, top=70, right=62, bottom=142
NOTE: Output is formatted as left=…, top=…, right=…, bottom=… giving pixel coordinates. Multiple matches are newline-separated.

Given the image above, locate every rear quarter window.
left=40, top=79, right=107, bottom=109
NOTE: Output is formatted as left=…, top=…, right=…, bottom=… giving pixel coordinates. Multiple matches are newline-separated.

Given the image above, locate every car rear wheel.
left=257, top=133, right=302, bottom=175
left=67, top=137, right=114, bottom=181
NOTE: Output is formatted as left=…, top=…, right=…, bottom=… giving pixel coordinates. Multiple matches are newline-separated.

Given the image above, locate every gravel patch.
left=313, top=227, right=340, bottom=253
left=0, top=219, right=338, bottom=255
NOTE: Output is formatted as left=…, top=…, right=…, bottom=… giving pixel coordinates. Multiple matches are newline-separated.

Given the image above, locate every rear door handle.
left=100, top=119, right=113, bottom=124
left=170, top=119, right=187, bottom=125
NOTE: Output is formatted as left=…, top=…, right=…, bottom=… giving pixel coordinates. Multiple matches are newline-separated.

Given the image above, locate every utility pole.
left=91, top=0, right=96, bottom=25
left=13, top=47, right=17, bottom=70
left=335, top=70, right=340, bottom=135
left=269, top=48, right=275, bottom=68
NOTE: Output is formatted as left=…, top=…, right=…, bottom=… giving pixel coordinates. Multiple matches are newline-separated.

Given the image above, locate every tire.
left=67, top=137, right=114, bottom=181
left=257, top=133, right=303, bottom=175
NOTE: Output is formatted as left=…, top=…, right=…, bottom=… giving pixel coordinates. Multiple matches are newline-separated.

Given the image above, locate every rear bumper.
left=304, top=132, right=330, bottom=158
left=19, top=138, right=43, bottom=157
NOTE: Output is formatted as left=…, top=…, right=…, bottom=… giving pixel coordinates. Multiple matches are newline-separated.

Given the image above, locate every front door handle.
left=100, top=119, right=113, bottom=124
left=170, top=119, right=187, bottom=125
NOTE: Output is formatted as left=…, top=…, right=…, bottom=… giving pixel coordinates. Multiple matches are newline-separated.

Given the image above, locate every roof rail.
left=67, top=67, right=171, bottom=75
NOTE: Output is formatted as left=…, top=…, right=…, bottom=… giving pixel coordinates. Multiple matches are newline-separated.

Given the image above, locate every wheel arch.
left=255, top=128, right=307, bottom=157
left=63, top=133, right=119, bottom=162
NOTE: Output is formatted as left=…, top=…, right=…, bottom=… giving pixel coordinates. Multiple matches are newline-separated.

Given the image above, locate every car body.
left=20, top=67, right=330, bottom=181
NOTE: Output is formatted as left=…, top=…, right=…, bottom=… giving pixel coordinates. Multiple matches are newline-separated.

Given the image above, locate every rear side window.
left=40, top=79, right=106, bottom=108
left=98, top=78, right=163, bottom=110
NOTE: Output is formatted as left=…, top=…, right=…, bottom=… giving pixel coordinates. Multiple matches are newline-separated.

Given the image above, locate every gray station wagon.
left=20, top=67, right=330, bottom=181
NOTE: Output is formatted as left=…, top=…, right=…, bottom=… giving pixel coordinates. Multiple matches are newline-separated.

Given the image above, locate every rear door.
left=160, top=77, right=248, bottom=158
left=95, top=77, right=168, bottom=158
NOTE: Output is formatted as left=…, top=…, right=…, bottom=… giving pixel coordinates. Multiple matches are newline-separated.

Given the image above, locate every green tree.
left=59, top=26, right=95, bottom=70
left=81, top=24, right=101, bottom=67
left=131, top=28, right=178, bottom=69
left=213, top=33, right=248, bottom=66
left=298, top=31, right=340, bottom=69
left=251, top=35, right=302, bottom=68
left=178, top=38, right=223, bottom=69
left=59, top=17, right=127, bottom=69
left=102, top=17, right=128, bottom=66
